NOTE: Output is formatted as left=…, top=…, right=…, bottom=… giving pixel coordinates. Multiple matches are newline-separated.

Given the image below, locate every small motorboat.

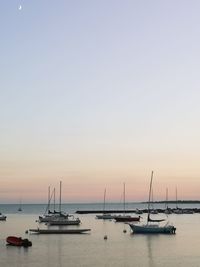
left=6, top=236, right=32, bottom=247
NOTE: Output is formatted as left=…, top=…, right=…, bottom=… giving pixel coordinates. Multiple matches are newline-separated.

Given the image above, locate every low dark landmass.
left=142, top=200, right=200, bottom=204
left=76, top=200, right=200, bottom=214
left=76, top=208, right=200, bottom=214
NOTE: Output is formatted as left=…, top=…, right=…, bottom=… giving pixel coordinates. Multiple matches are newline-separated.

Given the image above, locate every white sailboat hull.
left=49, top=218, right=81, bottom=225
left=39, top=214, right=68, bottom=222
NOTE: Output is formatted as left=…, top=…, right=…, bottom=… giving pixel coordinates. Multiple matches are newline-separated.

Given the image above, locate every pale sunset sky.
left=1, top=1, right=200, bottom=203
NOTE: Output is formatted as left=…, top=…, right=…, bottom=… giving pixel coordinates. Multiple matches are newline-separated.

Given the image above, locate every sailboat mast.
left=59, top=181, right=62, bottom=214
left=176, top=187, right=178, bottom=209
left=103, top=188, right=106, bottom=213
left=166, top=188, right=168, bottom=209
left=147, top=171, right=154, bottom=223
left=151, top=188, right=154, bottom=209
left=123, top=182, right=125, bottom=215
left=53, top=188, right=56, bottom=212
left=48, top=186, right=50, bottom=213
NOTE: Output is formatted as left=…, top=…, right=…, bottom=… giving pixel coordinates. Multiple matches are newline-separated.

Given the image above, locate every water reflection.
left=1, top=214, right=200, bottom=267
left=57, top=236, right=62, bottom=267
left=46, top=235, right=63, bottom=267
left=146, top=235, right=160, bottom=267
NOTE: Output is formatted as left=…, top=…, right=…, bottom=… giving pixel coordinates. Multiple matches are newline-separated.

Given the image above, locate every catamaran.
left=129, top=171, right=176, bottom=234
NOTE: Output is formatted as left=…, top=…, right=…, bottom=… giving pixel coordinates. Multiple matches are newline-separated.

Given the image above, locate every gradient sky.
left=1, top=0, right=200, bottom=203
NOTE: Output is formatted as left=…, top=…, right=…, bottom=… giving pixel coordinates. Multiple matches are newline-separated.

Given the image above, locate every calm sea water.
left=0, top=203, right=200, bottom=267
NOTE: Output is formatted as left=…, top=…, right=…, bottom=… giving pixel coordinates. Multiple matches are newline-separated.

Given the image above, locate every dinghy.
left=6, top=236, right=32, bottom=247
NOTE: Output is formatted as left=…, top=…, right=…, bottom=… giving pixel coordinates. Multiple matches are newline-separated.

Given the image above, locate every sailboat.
left=96, top=188, right=114, bottom=219
left=39, top=182, right=80, bottom=225
left=48, top=181, right=80, bottom=225
left=114, top=183, right=141, bottom=222
left=129, top=171, right=176, bottom=234
left=0, top=212, right=6, bottom=221
left=39, top=186, right=62, bottom=222
left=173, top=187, right=183, bottom=214
left=18, top=199, right=22, bottom=212
left=164, top=188, right=172, bottom=214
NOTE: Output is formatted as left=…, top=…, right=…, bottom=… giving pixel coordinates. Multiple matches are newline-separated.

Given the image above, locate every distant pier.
left=75, top=208, right=200, bottom=214
left=76, top=209, right=140, bottom=214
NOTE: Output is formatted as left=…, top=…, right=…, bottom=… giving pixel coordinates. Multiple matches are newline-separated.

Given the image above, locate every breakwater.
left=76, top=208, right=200, bottom=214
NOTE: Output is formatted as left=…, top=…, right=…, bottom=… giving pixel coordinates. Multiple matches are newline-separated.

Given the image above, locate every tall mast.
left=59, top=181, right=62, bottom=214
left=151, top=188, right=154, bottom=209
left=176, top=187, right=178, bottom=209
left=53, top=188, right=56, bottom=212
left=103, top=188, right=106, bottom=213
left=123, top=182, right=126, bottom=215
left=165, top=188, right=168, bottom=209
left=48, top=186, right=50, bottom=213
left=147, top=171, right=154, bottom=224
left=44, top=186, right=52, bottom=215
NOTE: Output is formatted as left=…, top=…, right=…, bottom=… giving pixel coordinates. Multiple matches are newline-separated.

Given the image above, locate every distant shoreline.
left=141, top=200, right=200, bottom=204
left=1, top=200, right=200, bottom=205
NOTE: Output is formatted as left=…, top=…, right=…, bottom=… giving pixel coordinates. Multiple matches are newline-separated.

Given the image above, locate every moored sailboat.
left=18, top=198, right=22, bottom=212
left=129, top=171, right=176, bottom=234
left=0, top=212, right=6, bottom=221
left=39, top=186, right=66, bottom=222
left=173, top=187, right=183, bottom=214
left=39, top=182, right=80, bottom=225
left=164, top=188, right=172, bottom=214
left=96, top=189, right=114, bottom=220
left=114, top=183, right=140, bottom=222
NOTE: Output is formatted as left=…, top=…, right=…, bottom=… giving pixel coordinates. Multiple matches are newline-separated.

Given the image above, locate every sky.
left=1, top=0, right=200, bottom=203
